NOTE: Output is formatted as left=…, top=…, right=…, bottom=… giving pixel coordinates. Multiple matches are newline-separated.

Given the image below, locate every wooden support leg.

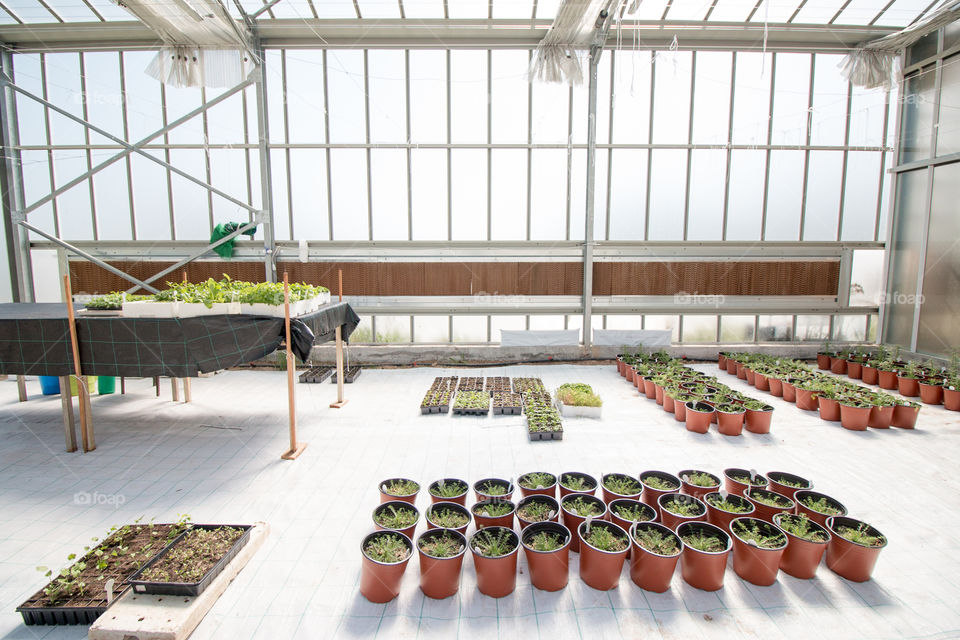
left=17, top=375, right=27, bottom=402
left=59, top=375, right=77, bottom=453
left=154, top=376, right=160, bottom=397
left=182, top=378, right=192, bottom=403
left=281, top=272, right=307, bottom=460
left=171, top=378, right=180, bottom=402
left=80, top=379, right=95, bottom=451
left=329, top=325, right=348, bottom=409
left=120, top=377, right=125, bottom=395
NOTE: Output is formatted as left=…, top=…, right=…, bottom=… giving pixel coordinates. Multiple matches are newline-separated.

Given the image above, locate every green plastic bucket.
left=98, top=376, right=116, bottom=395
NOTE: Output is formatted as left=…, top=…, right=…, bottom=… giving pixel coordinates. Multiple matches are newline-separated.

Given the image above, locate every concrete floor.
left=0, top=363, right=958, bottom=640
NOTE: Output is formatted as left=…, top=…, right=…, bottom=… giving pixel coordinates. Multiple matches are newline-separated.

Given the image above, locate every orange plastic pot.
left=428, top=478, right=469, bottom=506
left=469, top=527, right=520, bottom=598
left=684, top=402, right=713, bottom=434
left=658, top=494, right=707, bottom=531
left=601, top=473, right=642, bottom=504
left=826, top=516, right=887, bottom=582
left=861, top=365, right=879, bottom=385
left=629, top=522, right=681, bottom=592
left=425, top=501, right=470, bottom=535
left=704, top=492, right=755, bottom=535
left=745, top=368, right=756, bottom=386
left=718, top=353, right=727, bottom=370
left=678, top=470, right=720, bottom=500
left=877, top=369, right=898, bottom=390
left=868, top=405, right=894, bottom=429
left=830, top=357, right=847, bottom=374
left=945, top=388, right=960, bottom=411
left=472, top=499, right=516, bottom=530
left=891, top=404, right=920, bottom=428
left=897, top=375, right=920, bottom=397
left=839, top=402, right=871, bottom=430
left=663, top=393, right=675, bottom=413
left=654, top=383, right=664, bottom=405
left=578, top=520, right=629, bottom=591
left=642, top=378, right=657, bottom=399
left=816, top=353, right=831, bottom=370
left=360, top=531, right=412, bottom=603
left=765, top=471, right=811, bottom=501
left=754, top=373, right=770, bottom=391
left=417, top=529, right=467, bottom=599
left=516, top=495, right=560, bottom=530
left=773, top=513, right=830, bottom=580
left=634, top=372, right=643, bottom=390
left=847, top=360, right=863, bottom=379
left=744, top=405, right=774, bottom=434
left=794, top=490, right=847, bottom=528
left=608, top=498, right=657, bottom=540
left=744, top=488, right=794, bottom=523
left=674, top=399, right=688, bottom=422
left=626, top=367, right=636, bottom=383
left=474, top=478, right=514, bottom=502
left=677, top=521, right=731, bottom=591
left=795, top=388, right=819, bottom=411
left=558, top=471, right=598, bottom=498
left=379, top=478, right=420, bottom=504
left=639, top=470, right=681, bottom=514
left=521, top=522, right=571, bottom=591
left=726, top=359, right=738, bottom=374
left=817, top=396, right=841, bottom=422
left=736, top=362, right=747, bottom=380
left=716, top=408, right=745, bottom=436
left=373, top=501, right=420, bottom=541
left=781, top=380, right=797, bottom=403
left=723, top=468, right=767, bottom=497
left=730, top=517, right=787, bottom=586
left=560, top=493, right=607, bottom=552
left=918, top=381, right=943, bottom=405
left=518, top=472, right=558, bottom=498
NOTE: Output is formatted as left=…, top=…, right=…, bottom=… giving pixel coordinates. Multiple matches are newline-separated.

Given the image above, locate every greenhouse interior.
left=0, top=0, right=958, bottom=638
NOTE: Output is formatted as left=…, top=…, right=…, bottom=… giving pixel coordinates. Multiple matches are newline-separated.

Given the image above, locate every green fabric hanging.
left=210, top=222, right=257, bottom=258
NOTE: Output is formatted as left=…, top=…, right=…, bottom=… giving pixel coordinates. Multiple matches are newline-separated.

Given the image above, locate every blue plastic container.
left=39, top=376, right=60, bottom=395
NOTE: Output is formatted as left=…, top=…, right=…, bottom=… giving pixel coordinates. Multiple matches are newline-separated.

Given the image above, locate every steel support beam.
left=253, top=40, right=277, bottom=283
left=583, top=43, right=601, bottom=347
left=0, top=50, right=30, bottom=301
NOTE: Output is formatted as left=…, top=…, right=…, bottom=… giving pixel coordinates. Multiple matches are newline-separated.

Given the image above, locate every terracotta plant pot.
left=816, top=353, right=831, bottom=370
left=639, top=470, right=681, bottom=514
left=794, top=490, right=848, bottom=528
left=704, top=492, right=755, bottom=534
left=918, top=381, right=944, bottom=405
left=360, top=531, right=413, bottom=603
left=678, top=469, right=721, bottom=500
left=745, top=368, right=756, bottom=386
left=425, top=501, right=471, bottom=535
left=663, top=393, right=675, bottom=414
left=744, top=488, right=794, bottom=523
left=684, top=401, right=714, bottom=434
left=861, top=365, right=879, bottom=385
left=558, top=471, right=598, bottom=498
left=629, top=521, right=682, bottom=593
left=677, top=521, right=732, bottom=591
left=516, top=494, right=560, bottom=530
left=642, top=378, right=657, bottom=399
left=868, top=405, right=894, bottom=429
left=723, top=468, right=767, bottom=497
left=891, top=403, right=920, bottom=428
left=521, top=522, right=571, bottom=592
left=781, top=380, right=798, bottom=403
left=469, top=526, right=520, bottom=598
left=944, top=388, right=960, bottom=411
left=518, top=472, right=558, bottom=498
left=830, top=356, right=847, bottom=375
left=877, top=369, right=898, bottom=390
left=736, top=363, right=748, bottom=380
left=767, top=377, right=784, bottom=397
left=654, top=383, right=665, bottom=406
left=601, top=473, right=642, bottom=504
left=578, top=520, right=630, bottom=591
left=765, top=471, right=812, bottom=501
left=744, top=404, right=774, bottom=434
left=658, top=493, right=707, bottom=531
left=716, top=407, right=745, bottom=436
left=560, top=493, right=607, bottom=552
left=773, top=513, right=830, bottom=580
left=718, top=353, right=727, bottom=370
left=428, top=478, right=469, bottom=506
left=474, top=478, right=514, bottom=502
left=417, top=529, right=467, bottom=599
left=826, top=516, right=887, bottom=582
left=839, top=402, right=871, bottom=431
left=608, top=498, right=657, bottom=544
left=373, top=501, right=420, bottom=541
left=379, top=478, right=420, bottom=505
left=674, top=398, right=688, bottom=422
left=634, top=372, right=643, bottom=390
left=626, top=367, right=636, bottom=383
left=897, top=375, right=920, bottom=397
left=817, top=396, right=841, bottom=422
left=795, top=387, right=819, bottom=411
left=729, top=517, right=787, bottom=586
left=726, top=359, right=738, bottom=374
left=847, top=360, right=863, bottom=379
left=754, top=373, right=770, bottom=391
left=472, top=499, right=516, bottom=530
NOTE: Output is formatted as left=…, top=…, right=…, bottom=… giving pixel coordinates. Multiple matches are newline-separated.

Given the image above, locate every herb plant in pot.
left=639, top=471, right=681, bottom=513
left=560, top=494, right=607, bottom=552
left=896, top=363, right=921, bottom=397
left=794, top=490, right=848, bottom=528
left=608, top=499, right=657, bottom=545
left=472, top=499, right=516, bottom=530
left=658, top=494, right=707, bottom=531
left=729, top=517, right=788, bottom=586
left=474, top=478, right=514, bottom=502
left=765, top=471, right=812, bottom=501
left=417, top=529, right=467, bottom=600
left=918, top=376, right=943, bottom=405
left=470, top=527, right=520, bottom=598
left=714, top=403, right=745, bottom=436
left=826, top=517, right=887, bottom=582
left=684, top=401, right=714, bottom=434
left=521, top=522, right=571, bottom=592
left=379, top=478, right=420, bottom=505
left=744, top=488, right=795, bottom=523
left=723, top=468, right=767, bottom=496
left=428, top=478, right=469, bottom=506
left=601, top=473, right=642, bottom=504
left=794, top=382, right=820, bottom=412
left=743, top=400, right=775, bottom=434
left=677, top=521, right=732, bottom=591
left=678, top=470, right=721, bottom=500
left=516, top=495, right=560, bottom=529
left=868, top=395, right=896, bottom=428
left=518, top=472, right=557, bottom=498
left=558, top=471, right=598, bottom=498
left=578, top=519, right=630, bottom=591
left=704, top=492, right=755, bottom=534
left=360, top=531, right=412, bottom=603
left=425, top=502, right=471, bottom=535
left=838, top=395, right=872, bottom=431
left=891, top=399, right=921, bottom=429
left=373, top=501, right=420, bottom=541
left=773, top=513, right=830, bottom=579
left=629, top=522, right=682, bottom=592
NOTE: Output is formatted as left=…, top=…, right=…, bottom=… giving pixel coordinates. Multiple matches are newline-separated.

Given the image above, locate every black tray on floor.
left=16, top=602, right=108, bottom=626
left=299, top=367, right=333, bottom=383
left=331, top=366, right=361, bottom=383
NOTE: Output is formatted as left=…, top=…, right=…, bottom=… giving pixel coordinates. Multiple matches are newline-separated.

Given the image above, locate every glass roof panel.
left=493, top=0, right=534, bottom=19
left=833, top=0, right=892, bottom=24
left=630, top=0, right=670, bottom=20
left=86, top=0, right=137, bottom=20
left=447, top=0, right=488, bottom=19
left=664, top=0, right=713, bottom=21
left=535, top=0, right=562, bottom=20
left=708, top=0, right=759, bottom=22
left=793, top=0, right=843, bottom=24
left=358, top=0, right=402, bottom=19
left=402, top=0, right=445, bottom=18
left=748, top=0, right=805, bottom=23
left=6, top=0, right=61, bottom=23
left=42, top=0, right=98, bottom=21
left=874, top=0, right=941, bottom=27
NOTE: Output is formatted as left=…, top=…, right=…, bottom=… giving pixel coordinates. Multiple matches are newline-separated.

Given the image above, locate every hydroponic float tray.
left=331, top=366, right=361, bottom=383
left=299, top=366, right=333, bottom=383
left=555, top=399, right=602, bottom=419
left=121, top=292, right=331, bottom=318
left=88, top=523, right=268, bottom=640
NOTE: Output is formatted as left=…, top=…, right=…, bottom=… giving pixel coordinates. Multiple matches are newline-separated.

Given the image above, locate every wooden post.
left=183, top=377, right=192, bottom=403
left=338, top=269, right=343, bottom=302
left=330, top=268, right=348, bottom=408
left=16, top=375, right=27, bottom=402
left=59, top=375, right=77, bottom=452
left=120, top=377, right=125, bottom=394
left=64, top=274, right=95, bottom=452
left=171, top=378, right=180, bottom=402
left=281, top=272, right=307, bottom=460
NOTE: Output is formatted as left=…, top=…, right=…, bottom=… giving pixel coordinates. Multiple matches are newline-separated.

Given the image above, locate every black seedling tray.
left=452, top=406, right=489, bottom=416
left=127, top=524, right=252, bottom=597
left=331, top=366, right=361, bottom=383
left=299, top=367, right=332, bottom=383
left=493, top=405, right=523, bottom=415
left=16, top=602, right=108, bottom=626
left=420, top=404, right=450, bottom=415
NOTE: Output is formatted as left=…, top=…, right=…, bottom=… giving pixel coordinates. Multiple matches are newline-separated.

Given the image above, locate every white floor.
left=0, top=363, right=958, bottom=640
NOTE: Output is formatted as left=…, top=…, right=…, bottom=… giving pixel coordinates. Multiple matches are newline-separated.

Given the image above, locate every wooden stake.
left=59, top=375, right=77, bottom=452
left=338, top=269, right=343, bottom=302
left=64, top=274, right=95, bottom=452
left=171, top=378, right=179, bottom=402
left=329, top=325, right=348, bottom=409
left=16, top=375, right=26, bottom=402
left=183, top=377, right=192, bottom=403
left=281, top=272, right=307, bottom=460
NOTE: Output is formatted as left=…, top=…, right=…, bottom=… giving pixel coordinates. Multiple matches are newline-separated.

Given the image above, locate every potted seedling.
left=629, top=521, right=682, bottom=592
left=704, top=491, right=755, bottom=534
left=560, top=494, right=607, bottom=552
left=558, top=472, right=598, bottom=498
left=773, top=513, right=830, bottom=579
left=678, top=470, right=721, bottom=500
left=817, top=388, right=842, bottom=422
left=601, top=473, right=642, bottom=504
left=516, top=495, right=560, bottom=529
left=472, top=499, right=516, bottom=530
left=521, top=522, right=571, bottom=592
left=416, top=529, right=467, bottom=600
left=360, top=531, right=412, bottom=603
left=518, top=472, right=558, bottom=498
left=742, top=400, right=774, bottom=434
left=765, top=471, right=812, bottom=501
left=868, top=394, right=896, bottom=428
left=373, top=502, right=420, bottom=541
left=744, top=488, right=795, bottom=523
left=578, top=519, right=630, bottom=591
left=714, top=403, right=745, bottom=436
left=729, top=517, right=788, bottom=586
left=794, top=381, right=820, bottom=411
left=684, top=401, right=714, bottom=433
left=891, top=398, right=921, bottom=428
left=608, top=500, right=657, bottom=542
left=826, top=517, right=887, bottom=582
left=677, top=521, right=732, bottom=591
left=425, top=502, right=470, bottom=535
left=838, top=394, right=872, bottom=430
left=379, top=478, right=420, bottom=505
left=896, top=362, right=921, bottom=397
left=944, top=365, right=960, bottom=411
left=469, top=527, right=520, bottom=598
left=658, top=494, right=707, bottom=531
left=428, top=478, right=469, bottom=505
left=794, top=490, right=848, bottom=527
left=723, top=468, right=767, bottom=496
left=474, top=478, right=514, bottom=502
left=639, top=471, right=681, bottom=513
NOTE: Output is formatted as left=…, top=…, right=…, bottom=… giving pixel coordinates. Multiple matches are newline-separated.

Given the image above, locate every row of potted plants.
left=363, top=469, right=886, bottom=602
left=719, top=352, right=920, bottom=430
left=616, top=350, right=775, bottom=436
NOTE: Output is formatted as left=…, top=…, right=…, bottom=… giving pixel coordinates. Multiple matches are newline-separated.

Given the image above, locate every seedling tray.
left=127, top=524, right=252, bottom=597
left=299, top=367, right=332, bottom=383
left=493, top=406, right=523, bottom=415
left=331, top=366, right=361, bottom=383
left=452, top=406, right=489, bottom=416
left=420, top=404, right=450, bottom=415
left=17, top=602, right=108, bottom=626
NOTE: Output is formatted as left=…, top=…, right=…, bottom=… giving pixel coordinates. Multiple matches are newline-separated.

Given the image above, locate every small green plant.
left=662, top=497, right=705, bottom=517
left=474, top=501, right=513, bottom=517
left=454, top=391, right=490, bottom=410
left=633, top=527, right=680, bottom=555
left=517, top=501, right=555, bottom=522
left=777, top=514, right=828, bottom=542
left=682, top=531, right=726, bottom=552
left=682, top=472, right=718, bottom=488
left=479, top=481, right=508, bottom=496
left=837, top=524, right=885, bottom=547
left=364, top=534, right=411, bottom=563
left=418, top=531, right=464, bottom=558
left=471, top=528, right=516, bottom=557
left=561, top=474, right=592, bottom=492
left=771, top=476, right=807, bottom=489
left=801, top=496, right=842, bottom=515
left=749, top=491, right=792, bottom=508
left=706, top=495, right=751, bottom=513
left=36, top=556, right=87, bottom=605
left=556, top=383, right=603, bottom=407
left=427, top=506, right=468, bottom=528
left=732, top=520, right=786, bottom=549
left=562, top=496, right=603, bottom=517
left=526, top=531, right=564, bottom=552
left=383, top=479, right=419, bottom=496
left=642, top=475, right=679, bottom=491
left=430, top=480, right=467, bottom=498
left=519, top=472, right=555, bottom=490
left=612, top=502, right=653, bottom=522
left=375, top=505, right=417, bottom=529
left=729, top=472, right=766, bottom=486
left=583, top=524, right=628, bottom=552
left=603, top=474, right=641, bottom=496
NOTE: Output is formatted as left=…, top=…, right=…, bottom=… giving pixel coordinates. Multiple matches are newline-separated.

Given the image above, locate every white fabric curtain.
left=145, top=47, right=255, bottom=89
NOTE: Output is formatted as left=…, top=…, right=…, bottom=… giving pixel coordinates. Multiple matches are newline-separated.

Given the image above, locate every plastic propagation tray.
left=127, top=524, right=253, bottom=597
left=331, top=366, right=362, bottom=383
left=299, top=367, right=333, bottom=383
left=17, top=602, right=108, bottom=626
